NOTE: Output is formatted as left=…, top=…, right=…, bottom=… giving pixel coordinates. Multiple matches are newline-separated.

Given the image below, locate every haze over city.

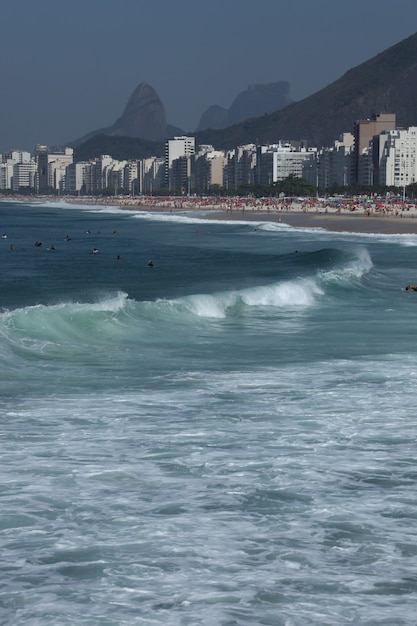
left=2, top=0, right=417, bottom=153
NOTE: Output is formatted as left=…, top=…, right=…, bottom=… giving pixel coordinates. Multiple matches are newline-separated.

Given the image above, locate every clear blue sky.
left=1, top=0, right=417, bottom=152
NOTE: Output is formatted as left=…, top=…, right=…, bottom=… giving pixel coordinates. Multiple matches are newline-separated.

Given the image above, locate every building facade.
left=35, top=146, right=73, bottom=192
left=165, top=136, right=195, bottom=190
left=256, top=143, right=315, bottom=186
left=352, top=114, right=396, bottom=184
left=377, top=127, right=417, bottom=188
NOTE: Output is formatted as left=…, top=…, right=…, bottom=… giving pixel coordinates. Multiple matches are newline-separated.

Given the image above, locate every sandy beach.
left=4, top=194, right=417, bottom=234
left=82, top=195, right=417, bottom=234
left=213, top=207, right=417, bottom=234
left=92, top=196, right=417, bottom=235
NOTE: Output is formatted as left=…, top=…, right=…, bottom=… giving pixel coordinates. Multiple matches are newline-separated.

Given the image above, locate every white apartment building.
left=49, top=160, right=69, bottom=193
left=2, top=150, right=32, bottom=164
left=105, top=161, right=127, bottom=193
left=165, top=136, right=195, bottom=190
left=224, top=144, right=257, bottom=189
left=65, top=162, right=90, bottom=194
left=35, top=146, right=73, bottom=191
left=12, top=162, right=37, bottom=190
left=256, top=143, right=315, bottom=185
left=378, top=127, right=417, bottom=187
left=93, top=155, right=115, bottom=192
left=0, top=150, right=34, bottom=190
left=140, top=157, right=165, bottom=194
left=0, top=163, right=14, bottom=189
left=124, top=161, right=139, bottom=194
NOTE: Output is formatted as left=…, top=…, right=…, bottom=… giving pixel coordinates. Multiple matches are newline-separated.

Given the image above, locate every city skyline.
left=4, top=118, right=417, bottom=194
left=1, top=0, right=417, bottom=152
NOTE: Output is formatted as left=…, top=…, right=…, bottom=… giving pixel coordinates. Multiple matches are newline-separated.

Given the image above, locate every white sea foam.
left=132, top=209, right=262, bottom=226
left=167, top=277, right=321, bottom=319
left=3, top=200, right=417, bottom=625
left=259, top=220, right=417, bottom=246
left=318, top=245, right=373, bottom=286
left=239, top=278, right=321, bottom=307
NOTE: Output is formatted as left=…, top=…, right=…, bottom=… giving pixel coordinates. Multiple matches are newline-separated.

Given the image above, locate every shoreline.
left=208, top=208, right=417, bottom=234
left=3, top=194, right=417, bottom=235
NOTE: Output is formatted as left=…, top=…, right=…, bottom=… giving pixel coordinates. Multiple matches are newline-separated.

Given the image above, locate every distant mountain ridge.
left=72, top=80, right=294, bottom=148
left=195, top=31, right=417, bottom=149
left=73, top=31, right=417, bottom=161
left=196, top=81, right=293, bottom=131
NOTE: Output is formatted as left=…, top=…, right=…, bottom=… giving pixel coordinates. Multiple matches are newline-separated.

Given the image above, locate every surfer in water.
left=147, top=259, right=154, bottom=267
left=405, top=284, right=417, bottom=291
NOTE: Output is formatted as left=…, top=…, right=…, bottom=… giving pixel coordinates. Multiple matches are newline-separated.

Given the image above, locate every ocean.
left=1, top=199, right=417, bottom=625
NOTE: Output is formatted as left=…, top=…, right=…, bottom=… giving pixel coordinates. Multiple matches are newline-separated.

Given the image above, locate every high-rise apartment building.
left=165, top=136, right=195, bottom=190
left=377, top=127, right=417, bottom=187
left=256, top=143, right=315, bottom=186
left=65, top=162, right=90, bottom=194
left=12, top=162, right=37, bottom=191
left=352, top=114, right=396, bottom=184
left=35, top=145, right=74, bottom=192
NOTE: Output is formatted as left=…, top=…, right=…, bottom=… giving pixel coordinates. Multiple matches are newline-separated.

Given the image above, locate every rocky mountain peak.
left=109, top=82, right=167, bottom=142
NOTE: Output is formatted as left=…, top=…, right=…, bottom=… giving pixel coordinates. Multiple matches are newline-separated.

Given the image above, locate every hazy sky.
left=1, top=0, right=417, bottom=152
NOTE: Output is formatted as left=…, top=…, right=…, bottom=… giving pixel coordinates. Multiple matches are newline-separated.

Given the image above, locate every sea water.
left=1, top=199, right=417, bottom=625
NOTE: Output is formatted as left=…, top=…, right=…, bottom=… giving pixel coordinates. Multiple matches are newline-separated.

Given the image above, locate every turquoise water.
left=1, top=200, right=417, bottom=625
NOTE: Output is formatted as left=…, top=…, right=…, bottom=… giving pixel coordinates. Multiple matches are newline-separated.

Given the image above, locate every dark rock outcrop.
left=196, top=81, right=293, bottom=131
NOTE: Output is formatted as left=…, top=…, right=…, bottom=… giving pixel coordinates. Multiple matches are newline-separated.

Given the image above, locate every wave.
left=316, top=246, right=373, bottom=287
left=0, top=292, right=131, bottom=359
left=0, top=249, right=371, bottom=357
left=163, top=277, right=323, bottom=320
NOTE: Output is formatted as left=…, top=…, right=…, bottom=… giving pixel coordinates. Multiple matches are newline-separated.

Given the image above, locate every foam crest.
left=132, top=210, right=254, bottom=226
left=240, top=279, right=322, bottom=307
left=258, top=221, right=299, bottom=232
left=168, top=278, right=321, bottom=319
left=179, top=293, right=233, bottom=318
left=319, top=246, right=373, bottom=286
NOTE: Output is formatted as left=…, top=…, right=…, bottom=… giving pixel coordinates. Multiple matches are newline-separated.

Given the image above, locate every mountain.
left=109, top=82, right=167, bottom=141
left=196, top=105, right=228, bottom=132
left=72, top=82, right=170, bottom=146
left=195, top=31, right=417, bottom=149
left=73, top=31, right=417, bottom=160
left=196, top=81, right=293, bottom=131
